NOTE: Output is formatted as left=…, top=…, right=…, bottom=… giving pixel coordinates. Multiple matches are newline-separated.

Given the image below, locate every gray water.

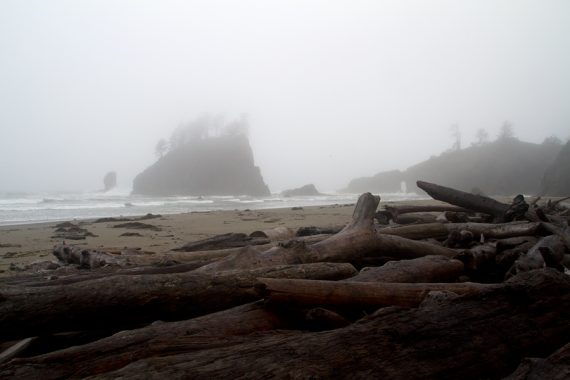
left=0, top=189, right=424, bottom=226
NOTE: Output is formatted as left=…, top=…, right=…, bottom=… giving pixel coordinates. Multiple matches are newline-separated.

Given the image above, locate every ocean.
left=0, top=189, right=424, bottom=226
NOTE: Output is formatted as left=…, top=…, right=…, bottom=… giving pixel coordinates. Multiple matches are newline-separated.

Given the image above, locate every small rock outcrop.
left=103, top=171, right=117, bottom=192
left=281, top=184, right=322, bottom=197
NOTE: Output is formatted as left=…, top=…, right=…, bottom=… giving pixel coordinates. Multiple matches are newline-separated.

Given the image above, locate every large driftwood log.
left=197, top=193, right=457, bottom=272
left=345, top=255, right=464, bottom=283
left=258, top=277, right=497, bottom=308
left=384, top=204, right=471, bottom=217
left=417, top=180, right=512, bottom=221
left=172, top=233, right=270, bottom=252
left=0, top=262, right=356, bottom=340
left=0, top=302, right=291, bottom=379
left=69, top=270, right=570, bottom=380
left=378, top=221, right=540, bottom=240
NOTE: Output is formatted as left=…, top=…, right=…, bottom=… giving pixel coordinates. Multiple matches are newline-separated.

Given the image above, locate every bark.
left=303, top=308, right=351, bottom=331
left=541, top=222, right=570, bottom=251
left=507, top=235, right=566, bottom=277
left=378, top=221, right=540, bottom=241
left=0, top=302, right=291, bottom=379
left=455, top=243, right=500, bottom=282
left=345, top=255, right=464, bottom=283
left=393, top=213, right=438, bottom=225
left=417, top=180, right=511, bottom=221
left=504, top=342, right=570, bottom=380
left=0, top=262, right=356, bottom=340
left=69, top=270, right=570, bottom=380
left=258, top=277, right=497, bottom=308
left=172, top=233, right=270, bottom=252
left=0, top=338, right=35, bottom=365
left=197, top=193, right=457, bottom=272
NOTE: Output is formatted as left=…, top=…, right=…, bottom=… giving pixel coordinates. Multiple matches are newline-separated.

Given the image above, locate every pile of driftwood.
left=0, top=180, right=569, bottom=379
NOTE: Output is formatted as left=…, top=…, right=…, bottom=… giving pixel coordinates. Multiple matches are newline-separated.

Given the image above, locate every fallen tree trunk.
left=258, top=277, right=497, bottom=308
left=417, top=180, right=511, bottom=221
left=72, top=270, right=570, bottom=380
left=172, top=233, right=270, bottom=252
left=378, top=221, right=540, bottom=241
left=0, top=262, right=356, bottom=340
left=345, top=255, right=464, bottom=283
left=384, top=204, right=472, bottom=216
left=197, top=193, right=457, bottom=272
left=0, top=302, right=291, bottom=379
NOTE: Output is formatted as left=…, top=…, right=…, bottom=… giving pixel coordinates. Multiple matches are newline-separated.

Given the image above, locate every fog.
left=1, top=0, right=569, bottom=193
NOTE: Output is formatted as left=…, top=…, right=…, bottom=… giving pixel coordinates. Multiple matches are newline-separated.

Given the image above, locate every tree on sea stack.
left=155, top=138, right=168, bottom=158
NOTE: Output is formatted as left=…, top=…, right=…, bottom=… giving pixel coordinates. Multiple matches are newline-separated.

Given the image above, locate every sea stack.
left=103, top=171, right=117, bottom=192
left=132, top=133, right=270, bottom=197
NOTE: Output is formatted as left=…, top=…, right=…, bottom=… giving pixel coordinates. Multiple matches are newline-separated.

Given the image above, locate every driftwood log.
left=378, top=221, right=540, bottom=241
left=345, top=255, right=464, bottom=283
left=258, top=277, right=497, bottom=308
left=417, top=180, right=512, bottom=221
left=0, top=262, right=356, bottom=340
left=172, top=232, right=270, bottom=252
left=197, top=193, right=457, bottom=272
left=0, top=302, right=292, bottom=379
left=45, top=270, right=570, bottom=380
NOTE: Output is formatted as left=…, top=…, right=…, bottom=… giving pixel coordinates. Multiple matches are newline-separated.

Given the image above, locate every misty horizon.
left=1, top=1, right=569, bottom=193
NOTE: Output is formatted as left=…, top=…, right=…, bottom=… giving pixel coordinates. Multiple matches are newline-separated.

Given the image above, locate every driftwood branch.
left=417, top=180, right=511, bottom=221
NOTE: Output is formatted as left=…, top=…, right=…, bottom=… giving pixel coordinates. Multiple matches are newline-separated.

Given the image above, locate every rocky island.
left=132, top=117, right=270, bottom=197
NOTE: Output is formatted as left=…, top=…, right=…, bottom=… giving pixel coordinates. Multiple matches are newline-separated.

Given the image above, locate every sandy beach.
left=0, top=203, right=361, bottom=277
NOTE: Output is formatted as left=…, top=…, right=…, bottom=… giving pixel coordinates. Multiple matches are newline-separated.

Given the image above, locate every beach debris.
left=119, top=232, right=144, bottom=237
left=93, top=214, right=161, bottom=223
left=0, top=184, right=569, bottom=378
left=112, top=222, right=161, bottom=231
left=51, top=223, right=98, bottom=240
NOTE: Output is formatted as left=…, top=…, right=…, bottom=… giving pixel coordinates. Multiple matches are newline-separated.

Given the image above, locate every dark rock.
left=113, top=222, right=161, bottom=231
left=281, top=184, right=322, bottom=197
left=120, top=232, right=144, bottom=237
left=132, top=134, right=270, bottom=197
left=103, top=171, right=117, bottom=192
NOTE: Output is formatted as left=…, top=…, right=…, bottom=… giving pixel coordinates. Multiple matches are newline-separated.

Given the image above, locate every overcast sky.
left=1, top=0, right=569, bottom=193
